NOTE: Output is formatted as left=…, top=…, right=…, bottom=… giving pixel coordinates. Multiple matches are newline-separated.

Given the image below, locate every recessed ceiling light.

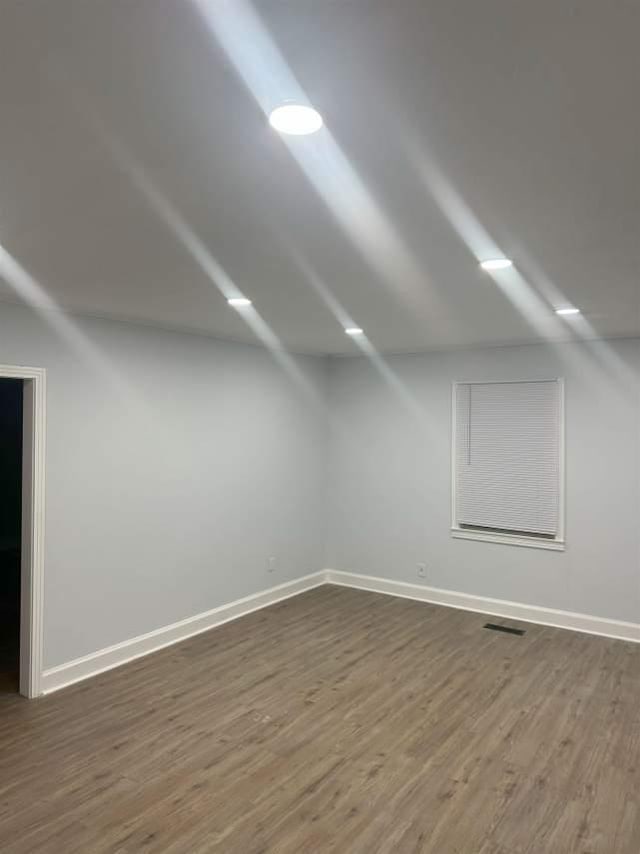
left=480, top=258, right=513, bottom=271
left=269, top=104, right=323, bottom=136
left=345, top=327, right=364, bottom=336
left=227, top=297, right=252, bottom=308
left=555, top=307, right=580, bottom=316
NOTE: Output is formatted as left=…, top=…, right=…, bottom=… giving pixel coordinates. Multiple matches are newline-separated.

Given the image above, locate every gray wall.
left=326, top=339, right=640, bottom=624
left=3, top=299, right=639, bottom=670
left=0, top=302, right=328, bottom=668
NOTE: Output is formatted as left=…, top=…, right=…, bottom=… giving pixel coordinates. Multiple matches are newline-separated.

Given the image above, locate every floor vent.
left=484, top=623, right=525, bottom=636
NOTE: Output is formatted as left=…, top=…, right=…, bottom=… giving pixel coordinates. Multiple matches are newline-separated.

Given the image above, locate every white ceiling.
left=0, top=0, right=638, bottom=355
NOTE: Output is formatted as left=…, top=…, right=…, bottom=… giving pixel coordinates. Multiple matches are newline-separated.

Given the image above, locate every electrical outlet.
left=267, top=556, right=276, bottom=573
left=417, top=563, right=427, bottom=579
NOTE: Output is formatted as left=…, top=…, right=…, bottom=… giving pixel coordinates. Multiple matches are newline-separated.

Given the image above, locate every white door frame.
left=0, top=364, right=46, bottom=698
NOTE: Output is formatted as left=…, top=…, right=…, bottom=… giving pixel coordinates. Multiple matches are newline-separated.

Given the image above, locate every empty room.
left=1, top=1, right=639, bottom=852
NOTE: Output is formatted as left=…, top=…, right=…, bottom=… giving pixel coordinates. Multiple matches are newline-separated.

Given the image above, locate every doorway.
left=0, top=379, right=23, bottom=692
left=0, top=365, right=45, bottom=698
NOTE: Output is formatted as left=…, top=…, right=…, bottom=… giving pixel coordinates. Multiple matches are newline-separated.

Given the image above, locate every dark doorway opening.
left=0, top=379, right=23, bottom=693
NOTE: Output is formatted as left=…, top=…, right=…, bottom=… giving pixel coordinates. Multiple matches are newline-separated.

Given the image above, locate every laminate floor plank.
left=1, top=585, right=638, bottom=852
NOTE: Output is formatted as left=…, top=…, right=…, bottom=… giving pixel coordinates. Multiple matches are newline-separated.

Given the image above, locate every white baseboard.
left=325, top=570, right=640, bottom=644
left=41, top=572, right=325, bottom=695
left=40, top=568, right=640, bottom=696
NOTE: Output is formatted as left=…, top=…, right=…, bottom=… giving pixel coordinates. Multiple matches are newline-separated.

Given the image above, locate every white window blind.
left=454, top=380, right=562, bottom=538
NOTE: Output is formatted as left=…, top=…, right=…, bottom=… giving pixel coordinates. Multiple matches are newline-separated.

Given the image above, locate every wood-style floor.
left=1, top=585, right=639, bottom=853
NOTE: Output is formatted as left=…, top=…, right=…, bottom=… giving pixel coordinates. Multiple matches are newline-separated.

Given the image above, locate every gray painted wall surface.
left=0, top=303, right=328, bottom=667
left=2, top=297, right=639, bottom=668
left=326, top=339, right=640, bottom=624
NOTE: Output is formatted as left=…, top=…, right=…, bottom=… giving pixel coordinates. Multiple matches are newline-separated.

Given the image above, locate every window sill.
left=450, top=527, right=565, bottom=551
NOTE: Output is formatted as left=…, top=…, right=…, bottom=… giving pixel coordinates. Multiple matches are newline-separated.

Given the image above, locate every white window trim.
left=450, top=379, right=565, bottom=552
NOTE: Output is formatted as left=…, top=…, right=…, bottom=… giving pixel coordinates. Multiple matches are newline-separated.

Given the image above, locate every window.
left=452, top=379, right=564, bottom=550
